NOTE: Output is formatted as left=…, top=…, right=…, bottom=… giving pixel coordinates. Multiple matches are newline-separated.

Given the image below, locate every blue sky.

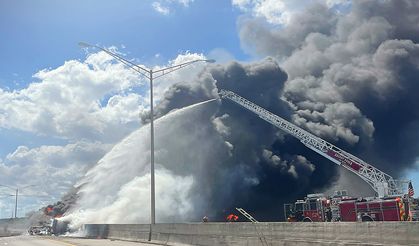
left=0, top=0, right=246, bottom=89
left=0, top=0, right=418, bottom=219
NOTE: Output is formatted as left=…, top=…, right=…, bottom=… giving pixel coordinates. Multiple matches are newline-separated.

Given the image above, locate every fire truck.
left=283, top=191, right=412, bottom=222
left=219, top=90, right=415, bottom=222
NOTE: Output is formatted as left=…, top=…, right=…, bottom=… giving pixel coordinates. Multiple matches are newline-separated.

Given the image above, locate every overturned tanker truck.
left=219, top=89, right=417, bottom=222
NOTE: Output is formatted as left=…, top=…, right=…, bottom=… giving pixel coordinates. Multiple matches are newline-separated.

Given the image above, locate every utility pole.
left=0, top=185, right=36, bottom=219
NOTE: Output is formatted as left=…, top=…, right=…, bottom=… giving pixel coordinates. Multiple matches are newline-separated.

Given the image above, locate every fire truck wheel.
left=303, top=217, right=313, bottom=222
left=361, top=215, right=374, bottom=222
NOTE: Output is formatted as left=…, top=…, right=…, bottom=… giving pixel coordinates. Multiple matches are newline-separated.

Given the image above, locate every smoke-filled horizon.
left=57, top=0, right=419, bottom=225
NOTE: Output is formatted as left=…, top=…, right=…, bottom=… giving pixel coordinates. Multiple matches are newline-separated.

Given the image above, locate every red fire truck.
left=219, top=90, right=415, bottom=222
left=284, top=192, right=412, bottom=222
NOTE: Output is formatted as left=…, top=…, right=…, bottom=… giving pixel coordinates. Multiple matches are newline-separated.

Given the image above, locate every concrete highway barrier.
left=83, top=222, right=419, bottom=245
left=0, top=218, right=29, bottom=237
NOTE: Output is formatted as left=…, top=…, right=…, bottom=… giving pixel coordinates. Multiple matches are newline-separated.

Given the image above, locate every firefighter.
left=226, top=214, right=238, bottom=222
left=295, top=210, right=304, bottom=222
left=326, top=207, right=332, bottom=222
left=287, top=208, right=296, bottom=222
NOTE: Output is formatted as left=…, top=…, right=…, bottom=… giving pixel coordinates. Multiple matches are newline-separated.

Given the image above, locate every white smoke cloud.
left=65, top=99, right=222, bottom=226
left=68, top=169, right=194, bottom=227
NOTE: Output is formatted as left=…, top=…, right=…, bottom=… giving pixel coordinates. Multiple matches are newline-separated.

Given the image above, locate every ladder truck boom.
left=219, top=89, right=407, bottom=197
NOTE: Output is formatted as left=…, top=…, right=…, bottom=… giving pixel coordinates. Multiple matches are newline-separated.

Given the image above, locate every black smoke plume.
left=149, top=0, right=419, bottom=221
left=239, top=0, right=419, bottom=175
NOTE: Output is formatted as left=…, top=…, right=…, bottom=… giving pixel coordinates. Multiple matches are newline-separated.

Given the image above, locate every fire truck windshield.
left=295, top=203, right=304, bottom=211
left=309, top=200, right=317, bottom=210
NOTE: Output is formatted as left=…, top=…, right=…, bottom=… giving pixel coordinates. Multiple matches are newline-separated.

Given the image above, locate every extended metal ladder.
left=219, top=89, right=407, bottom=198
left=235, top=208, right=269, bottom=246
left=236, top=207, right=258, bottom=222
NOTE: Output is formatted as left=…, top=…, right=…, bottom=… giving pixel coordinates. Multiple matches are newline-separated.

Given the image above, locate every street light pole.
left=0, top=184, right=36, bottom=218
left=79, top=42, right=215, bottom=227
left=14, top=189, right=18, bottom=218
left=149, top=69, right=156, bottom=225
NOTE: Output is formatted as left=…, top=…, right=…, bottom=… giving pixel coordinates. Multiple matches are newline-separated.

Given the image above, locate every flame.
left=226, top=214, right=238, bottom=221
left=44, top=206, right=54, bottom=214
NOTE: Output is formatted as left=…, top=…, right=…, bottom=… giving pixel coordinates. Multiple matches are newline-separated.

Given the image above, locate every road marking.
left=46, top=239, right=77, bottom=246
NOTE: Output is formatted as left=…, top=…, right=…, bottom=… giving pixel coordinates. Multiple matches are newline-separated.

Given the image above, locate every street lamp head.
left=205, top=59, right=216, bottom=63
left=0, top=184, right=14, bottom=190
left=78, top=42, right=93, bottom=48
left=21, top=184, right=37, bottom=189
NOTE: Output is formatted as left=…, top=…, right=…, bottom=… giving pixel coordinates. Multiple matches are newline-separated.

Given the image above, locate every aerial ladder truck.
left=219, top=89, right=415, bottom=222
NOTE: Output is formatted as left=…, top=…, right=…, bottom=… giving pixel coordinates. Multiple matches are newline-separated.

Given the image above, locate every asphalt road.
left=0, top=235, right=158, bottom=246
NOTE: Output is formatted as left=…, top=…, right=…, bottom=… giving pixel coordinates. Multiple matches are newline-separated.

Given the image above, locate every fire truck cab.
left=285, top=193, right=332, bottom=222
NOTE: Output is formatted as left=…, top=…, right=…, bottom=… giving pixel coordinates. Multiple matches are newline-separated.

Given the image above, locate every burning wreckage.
left=29, top=190, right=76, bottom=235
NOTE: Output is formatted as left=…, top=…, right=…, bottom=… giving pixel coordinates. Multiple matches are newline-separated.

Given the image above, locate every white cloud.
left=0, top=141, right=111, bottom=216
left=174, top=0, right=194, bottom=7
left=0, top=50, right=207, bottom=143
left=232, top=0, right=302, bottom=24
left=232, top=0, right=350, bottom=25
left=0, top=51, right=144, bottom=142
left=151, top=0, right=194, bottom=15
left=152, top=2, right=170, bottom=15
left=152, top=52, right=208, bottom=100
left=325, top=0, right=350, bottom=8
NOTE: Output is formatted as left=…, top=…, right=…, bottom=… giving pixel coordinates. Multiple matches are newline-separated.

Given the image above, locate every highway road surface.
left=0, top=235, right=159, bottom=246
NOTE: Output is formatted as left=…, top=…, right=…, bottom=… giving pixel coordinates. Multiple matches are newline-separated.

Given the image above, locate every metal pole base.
left=148, top=224, right=152, bottom=241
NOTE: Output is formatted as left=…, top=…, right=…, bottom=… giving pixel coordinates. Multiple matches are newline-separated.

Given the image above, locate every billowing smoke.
left=149, top=59, right=330, bottom=220
left=63, top=0, right=419, bottom=224
left=239, top=0, right=419, bottom=194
